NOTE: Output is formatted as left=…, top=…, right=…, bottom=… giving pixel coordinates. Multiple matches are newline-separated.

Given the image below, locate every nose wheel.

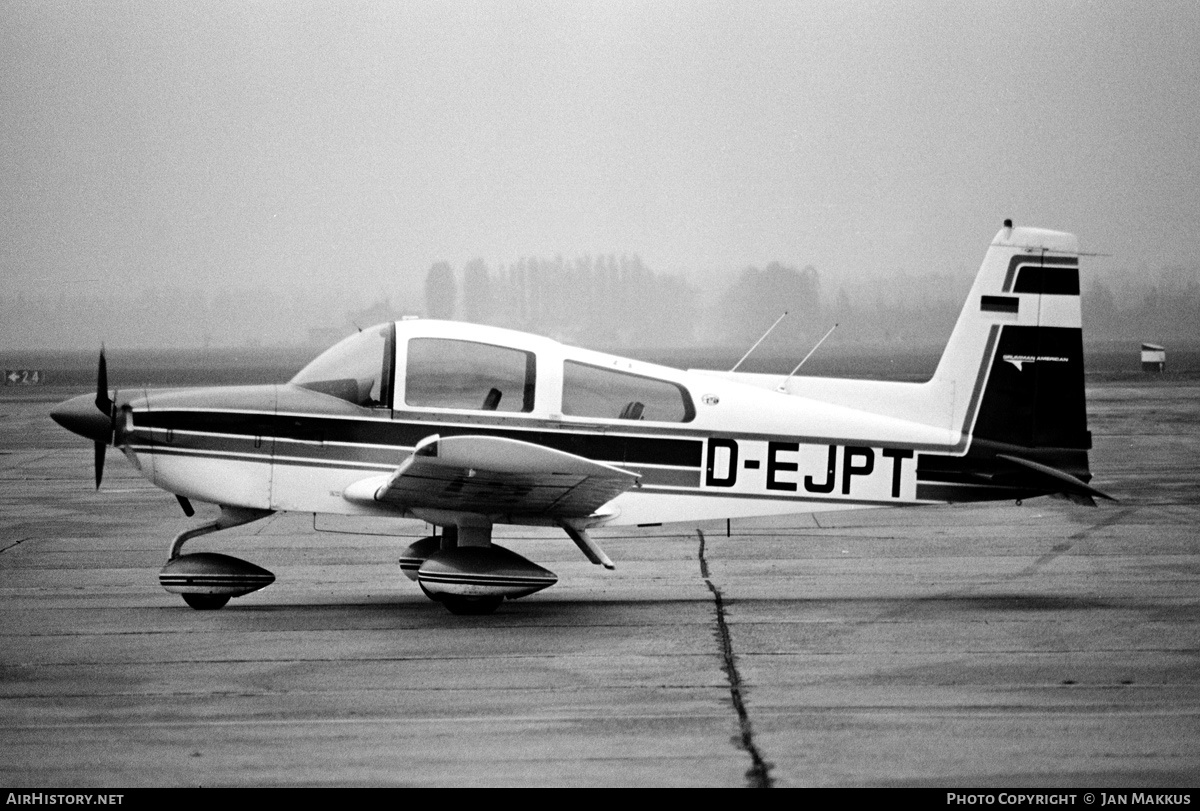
left=181, top=593, right=231, bottom=611
left=443, top=595, right=504, bottom=615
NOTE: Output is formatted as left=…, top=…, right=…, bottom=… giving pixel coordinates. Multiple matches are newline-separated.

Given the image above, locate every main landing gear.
left=400, top=518, right=616, bottom=616
left=158, top=506, right=276, bottom=610
left=400, top=523, right=557, bottom=616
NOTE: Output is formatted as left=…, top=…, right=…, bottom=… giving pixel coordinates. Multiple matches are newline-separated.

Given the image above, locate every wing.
left=343, top=434, right=640, bottom=519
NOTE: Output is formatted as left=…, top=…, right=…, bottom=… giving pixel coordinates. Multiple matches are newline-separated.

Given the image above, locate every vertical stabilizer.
left=918, top=222, right=1099, bottom=503
left=933, top=222, right=1090, bottom=458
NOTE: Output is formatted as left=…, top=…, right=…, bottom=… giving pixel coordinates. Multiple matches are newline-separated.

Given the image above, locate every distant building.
left=1141, top=343, right=1166, bottom=373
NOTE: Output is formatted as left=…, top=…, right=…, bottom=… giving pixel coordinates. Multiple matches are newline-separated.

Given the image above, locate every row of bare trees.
left=424, top=254, right=826, bottom=348
left=425, top=254, right=702, bottom=346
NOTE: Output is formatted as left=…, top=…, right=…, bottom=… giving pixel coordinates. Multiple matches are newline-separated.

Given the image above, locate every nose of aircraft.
left=50, top=393, right=113, bottom=444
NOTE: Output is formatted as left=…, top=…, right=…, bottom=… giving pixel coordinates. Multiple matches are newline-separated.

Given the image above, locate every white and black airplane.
left=51, top=221, right=1112, bottom=614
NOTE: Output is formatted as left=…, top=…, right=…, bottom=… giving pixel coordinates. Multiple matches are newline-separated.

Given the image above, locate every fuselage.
left=99, top=319, right=996, bottom=529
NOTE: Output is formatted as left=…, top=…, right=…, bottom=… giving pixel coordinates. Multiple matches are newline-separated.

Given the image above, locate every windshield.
left=290, top=323, right=395, bottom=407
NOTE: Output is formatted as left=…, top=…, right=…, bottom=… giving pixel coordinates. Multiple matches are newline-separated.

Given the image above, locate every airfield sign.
left=5, top=370, right=45, bottom=385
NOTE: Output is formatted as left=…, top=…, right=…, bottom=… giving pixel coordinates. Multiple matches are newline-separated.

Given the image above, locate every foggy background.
left=3, top=1, right=1199, bottom=355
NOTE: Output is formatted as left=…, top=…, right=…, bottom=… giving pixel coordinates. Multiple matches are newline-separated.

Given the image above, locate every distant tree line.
left=716, top=262, right=822, bottom=348
left=423, top=254, right=702, bottom=346
left=1083, top=275, right=1200, bottom=345
left=4, top=258, right=1198, bottom=352
left=423, top=254, right=831, bottom=349
left=414, top=255, right=1200, bottom=352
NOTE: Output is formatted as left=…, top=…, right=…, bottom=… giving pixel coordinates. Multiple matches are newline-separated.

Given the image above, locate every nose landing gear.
left=158, top=506, right=275, bottom=610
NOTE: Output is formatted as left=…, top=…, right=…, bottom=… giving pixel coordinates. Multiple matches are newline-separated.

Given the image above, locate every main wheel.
left=442, top=595, right=503, bottom=616
left=182, top=593, right=231, bottom=611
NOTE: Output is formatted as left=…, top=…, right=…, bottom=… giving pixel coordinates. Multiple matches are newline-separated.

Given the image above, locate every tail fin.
left=924, top=221, right=1111, bottom=503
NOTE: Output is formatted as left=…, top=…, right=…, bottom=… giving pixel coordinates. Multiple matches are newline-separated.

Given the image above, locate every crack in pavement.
left=0, top=536, right=33, bottom=555
left=697, top=529, right=774, bottom=788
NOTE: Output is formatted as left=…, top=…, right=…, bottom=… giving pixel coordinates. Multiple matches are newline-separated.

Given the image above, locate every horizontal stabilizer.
left=996, top=453, right=1116, bottom=505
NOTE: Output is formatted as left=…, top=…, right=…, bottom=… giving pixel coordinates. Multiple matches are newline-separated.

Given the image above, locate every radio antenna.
left=777, top=323, right=838, bottom=392
left=730, top=312, right=788, bottom=372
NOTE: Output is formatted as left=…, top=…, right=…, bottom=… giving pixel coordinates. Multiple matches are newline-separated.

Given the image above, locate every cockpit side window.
left=405, top=338, right=536, bottom=413
left=562, top=361, right=695, bottom=422
left=290, top=323, right=396, bottom=408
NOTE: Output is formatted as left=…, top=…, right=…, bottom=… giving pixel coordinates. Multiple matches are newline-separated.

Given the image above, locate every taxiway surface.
left=2, top=382, right=1197, bottom=787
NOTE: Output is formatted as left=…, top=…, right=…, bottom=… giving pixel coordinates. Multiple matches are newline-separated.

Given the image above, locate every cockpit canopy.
left=290, top=320, right=694, bottom=422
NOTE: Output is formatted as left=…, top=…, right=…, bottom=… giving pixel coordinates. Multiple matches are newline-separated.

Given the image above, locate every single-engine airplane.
left=51, top=221, right=1112, bottom=614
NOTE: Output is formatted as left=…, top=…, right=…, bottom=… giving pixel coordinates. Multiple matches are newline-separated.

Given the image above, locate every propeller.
left=49, top=348, right=118, bottom=489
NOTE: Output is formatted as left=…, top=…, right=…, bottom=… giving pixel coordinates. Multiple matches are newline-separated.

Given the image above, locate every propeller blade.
left=94, top=441, right=106, bottom=489
left=94, top=348, right=114, bottom=489
left=95, top=347, right=113, bottom=415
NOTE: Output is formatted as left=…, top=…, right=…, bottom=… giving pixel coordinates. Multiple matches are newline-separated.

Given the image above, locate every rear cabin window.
left=405, top=338, right=536, bottom=413
left=562, top=361, right=694, bottom=422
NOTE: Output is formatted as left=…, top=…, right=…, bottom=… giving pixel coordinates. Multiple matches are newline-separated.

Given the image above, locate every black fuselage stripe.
left=136, top=412, right=703, bottom=468
left=129, top=444, right=699, bottom=486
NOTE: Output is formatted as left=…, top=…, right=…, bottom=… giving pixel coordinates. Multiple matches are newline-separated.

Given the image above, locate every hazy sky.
left=3, top=1, right=1199, bottom=316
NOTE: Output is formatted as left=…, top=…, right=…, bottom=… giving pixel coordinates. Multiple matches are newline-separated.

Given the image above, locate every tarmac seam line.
left=0, top=536, right=33, bottom=555
left=696, top=528, right=774, bottom=789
